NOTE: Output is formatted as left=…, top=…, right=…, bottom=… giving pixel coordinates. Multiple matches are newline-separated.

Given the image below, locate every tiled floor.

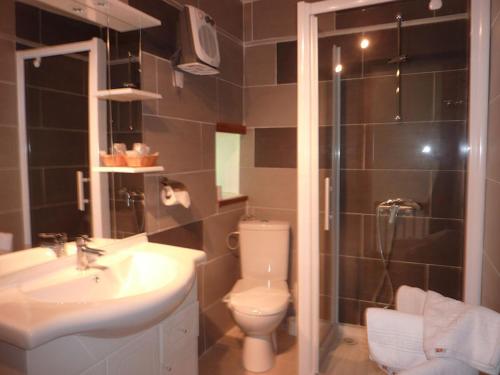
left=199, top=324, right=383, bottom=375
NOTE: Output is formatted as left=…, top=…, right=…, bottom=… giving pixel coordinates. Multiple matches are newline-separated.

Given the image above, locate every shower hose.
left=371, top=204, right=400, bottom=307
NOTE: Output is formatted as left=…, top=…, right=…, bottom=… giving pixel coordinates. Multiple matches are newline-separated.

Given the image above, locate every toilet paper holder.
left=160, top=177, right=187, bottom=197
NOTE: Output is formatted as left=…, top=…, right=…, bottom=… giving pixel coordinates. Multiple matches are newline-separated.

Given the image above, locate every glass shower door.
left=318, top=45, right=341, bottom=368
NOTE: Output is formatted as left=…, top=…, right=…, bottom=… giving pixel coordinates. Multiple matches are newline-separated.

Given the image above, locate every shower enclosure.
left=297, top=0, right=490, bottom=374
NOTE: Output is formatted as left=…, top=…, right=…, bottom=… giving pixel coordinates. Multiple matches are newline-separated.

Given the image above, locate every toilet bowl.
left=226, top=279, right=290, bottom=373
left=225, top=219, right=291, bottom=373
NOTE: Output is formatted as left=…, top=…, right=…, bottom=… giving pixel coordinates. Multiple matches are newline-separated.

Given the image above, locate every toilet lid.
left=228, top=281, right=290, bottom=316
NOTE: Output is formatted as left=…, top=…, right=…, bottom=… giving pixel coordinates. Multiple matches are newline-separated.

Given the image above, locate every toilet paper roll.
left=161, top=186, right=191, bottom=208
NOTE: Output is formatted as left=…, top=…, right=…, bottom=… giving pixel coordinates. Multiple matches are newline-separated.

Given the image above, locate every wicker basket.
left=126, top=153, right=158, bottom=167
left=100, top=154, right=127, bottom=167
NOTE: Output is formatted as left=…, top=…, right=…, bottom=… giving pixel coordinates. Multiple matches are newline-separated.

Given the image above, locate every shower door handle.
left=324, top=177, right=330, bottom=231
left=76, top=171, right=89, bottom=211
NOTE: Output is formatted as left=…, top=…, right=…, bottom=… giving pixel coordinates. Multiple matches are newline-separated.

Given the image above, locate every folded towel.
left=399, top=358, right=478, bottom=375
left=423, top=290, right=500, bottom=375
left=396, top=285, right=427, bottom=315
left=366, top=308, right=427, bottom=373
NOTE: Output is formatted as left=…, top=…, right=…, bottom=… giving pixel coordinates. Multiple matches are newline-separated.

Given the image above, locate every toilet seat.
left=226, top=279, right=290, bottom=316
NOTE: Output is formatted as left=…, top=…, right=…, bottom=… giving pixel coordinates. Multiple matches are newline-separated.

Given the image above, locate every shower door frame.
left=296, top=0, right=491, bottom=374
left=16, top=38, right=110, bottom=246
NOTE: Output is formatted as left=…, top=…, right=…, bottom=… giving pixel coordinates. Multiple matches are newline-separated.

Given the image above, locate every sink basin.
left=0, top=234, right=206, bottom=349
left=23, top=251, right=177, bottom=304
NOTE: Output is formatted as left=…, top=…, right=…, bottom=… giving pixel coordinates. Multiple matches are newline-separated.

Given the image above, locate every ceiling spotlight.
left=360, top=38, right=370, bottom=49
left=428, top=0, right=443, bottom=10
left=72, top=7, right=84, bottom=13
left=335, top=64, right=343, bottom=73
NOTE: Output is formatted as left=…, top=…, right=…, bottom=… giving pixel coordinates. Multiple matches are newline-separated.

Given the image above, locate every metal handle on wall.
left=76, top=171, right=89, bottom=211
left=324, top=177, right=330, bottom=231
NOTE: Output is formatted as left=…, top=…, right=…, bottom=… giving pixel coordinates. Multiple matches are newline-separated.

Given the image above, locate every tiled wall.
left=243, top=0, right=469, bottom=325
left=127, top=0, right=244, bottom=356
left=482, top=0, right=500, bottom=313
left=0, top=0, right=23, bottom=249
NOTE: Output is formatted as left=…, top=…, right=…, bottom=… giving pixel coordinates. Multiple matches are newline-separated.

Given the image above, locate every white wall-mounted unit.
left=21, top=0, right=161, bottom=32
left=176, top=5, right=220, bottom=75
left=96, top=88, right=162, bottom=102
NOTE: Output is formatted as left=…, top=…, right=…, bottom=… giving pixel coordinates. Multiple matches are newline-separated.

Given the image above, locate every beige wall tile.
left=245, top=44, right=276, bottom=86
left=157, top=59, right=217, bottom=123
left=218, top=33, right=243, bottom=86
left=140, top=53, right=158, bottom=115
left=203, top=209, right=245, bottom=261
left=217, top=80, right=243, bottom=124
left=203, top=253, right=240, bottom=307
left=241, top=167, right=297, bottom=209
left=244, top=84, right=297, bottom=127
left=143, top=115, right=203, bottom=173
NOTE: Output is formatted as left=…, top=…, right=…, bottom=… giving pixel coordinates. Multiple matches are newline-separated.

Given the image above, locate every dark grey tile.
left=28, top=169, right=44, bottom=208
left=40, top=9, right=101, bottom=45
left=338, top=298, right=360, bottom=325
left=431, top=171, right=465, bottom=219
left=44, top=167, right=86, bottom=205
left=28, top=129, right=88, bottom=167
left=435, top=70, right=468, bottom=121
left=400, top=73, right=434, bottom=122
left=435, top=0, right=468, bottom=17
left=365, top=122, right=467, bottom=170
left=339, top=214, right=363, bottom=256
left=401, top=20, right=468, bottom=74
left=363, top=215, right=464, bottom=267
left=428, top=265, right=463, bottom=300
left=31, top=204, right=90, bottom=243
left=363, top=28, right=398, bottom=77
left=40, top=90, right=87, bottom=130
left=15, top=2, right=39, bottom=42
left=255, top=127, right=296, bottom=168
left=319, top=33, right=362, bottom=80
left=276, top=41, right=297, bottom=85
left=340, top=125, right=364, bottom=169
left=340, top=170, right=431, bottom=215
left=25, top=87, right=41, bottom=128
left=149, top=221, right=204, bottom=250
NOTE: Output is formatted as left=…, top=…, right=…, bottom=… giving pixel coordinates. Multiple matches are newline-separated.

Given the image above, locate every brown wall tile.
left=245, top=44, right=276, bottom=86
left=0, top=39, right=16, bottom=83
left=240, top=128, right=255, bottom=168
left=202, top=299, right=235, bottom=349
left=0, top=83, right=17, bottom=125
left=202, top=124, right=216, bottom=170
left=0, top=211, right=24, bottom=250
left=199, top=0, right=242, bottom=40
left=0, top=170, right=21, bottom=212
left=217, top=80, right=243, bottom=124
left=243, top=3, right=252, bottom=42
left=252, top=0, right=296, bottom=40
left=487, top=97, right=500, bottom=182
left=338, top=298, right=360, bottom=325
left=434, top=70, right=468, bottom=121
left=481, top=255, right=500, bottom=312
left=218, top=33, right=243, bottom=86
left=143, top=115, right=203, bottom=173
left=28, top=129, right=88, bottom=167
left=157, top=58, right=217, bottom=123
left=1, top=0, right=15, bottom=36
left=203, top=209, right=245, bottom=261
left=204, top=254, right=240, bottom=307
left=245, top=84, right=297, bottom=127
left=484, top=179, right=500, bottom=273
left=241, top=167, right=296, bottom=209
left=0, top=126, right=19, bottom=169
left=148, top=220, right=204, bottom=250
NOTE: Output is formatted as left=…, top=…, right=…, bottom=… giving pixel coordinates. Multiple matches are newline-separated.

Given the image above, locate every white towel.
left=423, top=290, right=500, bottom=375
left=396, top=285, right=427, bottom=315
left=399, top=358, right=477, bottom=375
left=366, top=308, right=427, bottom=373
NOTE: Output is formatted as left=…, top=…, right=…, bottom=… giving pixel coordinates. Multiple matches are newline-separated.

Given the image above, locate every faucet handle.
left=39, top=232, right=68, bottom=245
left=76, top=235, right=91, bottom=244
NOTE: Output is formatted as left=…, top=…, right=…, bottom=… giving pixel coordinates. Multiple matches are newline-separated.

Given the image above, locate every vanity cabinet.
left=0, top=283, right=200, bottom=375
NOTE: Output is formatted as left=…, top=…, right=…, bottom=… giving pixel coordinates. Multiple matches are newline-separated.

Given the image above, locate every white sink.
left=0, top=234, right=206, bottom=349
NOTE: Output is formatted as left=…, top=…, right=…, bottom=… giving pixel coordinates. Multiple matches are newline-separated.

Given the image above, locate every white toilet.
left=225, top=220, right=291, bottom=373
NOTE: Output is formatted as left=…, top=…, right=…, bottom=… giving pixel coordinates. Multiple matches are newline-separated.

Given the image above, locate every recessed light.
left=72, top=7, right=84, bottom=14
left=335, top=64, right=343, bottom=73
left=360, top=38, right=370, bottom=49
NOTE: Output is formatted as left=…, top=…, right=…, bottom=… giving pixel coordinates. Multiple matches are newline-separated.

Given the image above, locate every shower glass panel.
left=313, top=0, right=469, bottom=370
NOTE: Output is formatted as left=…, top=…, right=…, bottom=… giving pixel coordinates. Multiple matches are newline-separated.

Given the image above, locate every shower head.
left=429, top=0, right=443, bottom=10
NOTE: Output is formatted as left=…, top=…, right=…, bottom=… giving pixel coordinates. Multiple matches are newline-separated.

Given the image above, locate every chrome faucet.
left=38, top=232, right=67, bottom=257
left=75, top=236, right=106, bottom=270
